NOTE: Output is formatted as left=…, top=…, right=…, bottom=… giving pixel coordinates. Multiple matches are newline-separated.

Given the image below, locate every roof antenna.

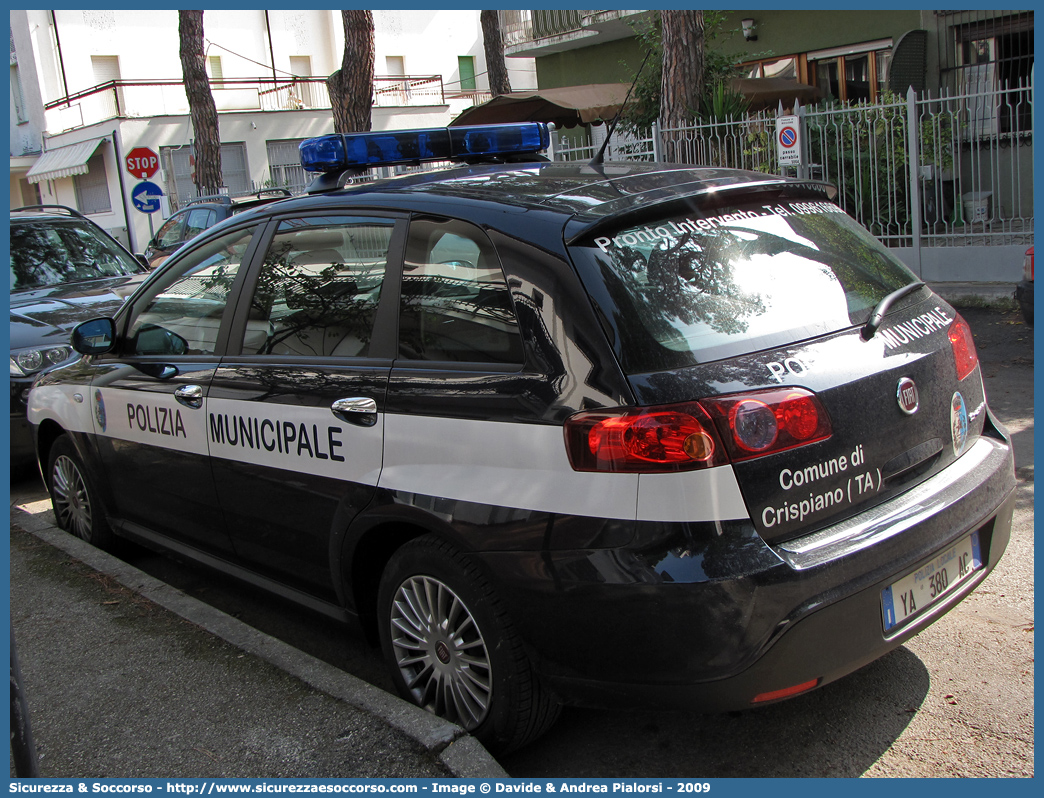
left=588, top=48, right=653, bottom=167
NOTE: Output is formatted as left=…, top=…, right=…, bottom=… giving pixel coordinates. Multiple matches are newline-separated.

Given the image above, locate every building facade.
left=10, top=9, right=536, bottom=252
left=501, top=9, right=1033, bottom=104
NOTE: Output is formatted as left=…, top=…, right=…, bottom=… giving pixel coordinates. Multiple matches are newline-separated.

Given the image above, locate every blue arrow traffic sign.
left=131, top=180, right=164, bottom=214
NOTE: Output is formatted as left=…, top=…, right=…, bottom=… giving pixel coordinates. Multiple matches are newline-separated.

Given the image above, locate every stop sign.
left=125, top=147, right=160, bottom=179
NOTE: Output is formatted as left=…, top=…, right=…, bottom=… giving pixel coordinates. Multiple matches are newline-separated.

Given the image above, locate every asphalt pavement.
left=9, top=501, right=507, bottom=778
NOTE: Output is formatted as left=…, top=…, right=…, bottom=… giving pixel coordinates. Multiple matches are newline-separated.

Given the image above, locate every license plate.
left=881, top=531, right=982, bottom=633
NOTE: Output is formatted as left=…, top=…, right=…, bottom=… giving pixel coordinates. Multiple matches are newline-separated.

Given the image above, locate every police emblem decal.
left=950, top=391, right=968, bottom=456
left=94, top=389, right=107, bottom=433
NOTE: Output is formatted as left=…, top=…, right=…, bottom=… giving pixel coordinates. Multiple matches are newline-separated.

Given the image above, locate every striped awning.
left=26, top=138, right=105, bottom=184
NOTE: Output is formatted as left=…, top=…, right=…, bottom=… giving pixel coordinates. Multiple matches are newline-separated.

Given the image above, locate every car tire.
left=47, top=436, right=113, bottom=549
left=1019, top=294, right=1033, bottom=326
left=377, top=535, right=561, bottom=754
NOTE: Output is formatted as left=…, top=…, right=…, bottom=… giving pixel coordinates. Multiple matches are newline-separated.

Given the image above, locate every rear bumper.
left=477, top=433, right=1016, bottom=711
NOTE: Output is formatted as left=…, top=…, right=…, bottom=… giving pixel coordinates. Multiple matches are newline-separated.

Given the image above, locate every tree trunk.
left=327, top=10, right=374, bottom=133
left=659, top=10, right=705, bottom=161
left=480, top=10, right=512, bottom=97
left=178, top=10, right=222, bottom=196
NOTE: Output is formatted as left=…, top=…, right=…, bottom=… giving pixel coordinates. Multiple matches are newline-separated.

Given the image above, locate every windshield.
left=10, top=219, right=144, bottom=292
left=571, top=198, right=921, bottom=373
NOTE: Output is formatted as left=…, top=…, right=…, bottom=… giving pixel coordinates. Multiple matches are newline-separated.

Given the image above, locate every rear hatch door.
left=567, top=189, right=987, bottom=542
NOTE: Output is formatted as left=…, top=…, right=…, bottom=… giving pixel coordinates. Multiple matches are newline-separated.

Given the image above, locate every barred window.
left=266, top=139, right=308, bottom=195
left=73, top=153, right=112, bottom=215
left=160, top=142, right=250, bottom=208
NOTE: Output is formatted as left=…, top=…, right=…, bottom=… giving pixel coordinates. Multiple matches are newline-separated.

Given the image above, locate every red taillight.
left=565, top=389, right=833, bottom=473
left=1024, top=247, right=1034, bottom=281
left=702, top=388, right=833, bottom=462
left=565, top=403, right=728, bottom=473
left=948, top=314, right=978, bottom=380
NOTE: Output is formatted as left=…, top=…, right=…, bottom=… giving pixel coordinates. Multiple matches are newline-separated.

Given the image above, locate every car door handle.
left=174, top=385, right=204, bottom=409
left=331, top=397, right=378, bottom=427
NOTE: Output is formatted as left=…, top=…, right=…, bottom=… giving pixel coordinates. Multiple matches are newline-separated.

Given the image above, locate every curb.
left=11, top=502, right=508, bottom=779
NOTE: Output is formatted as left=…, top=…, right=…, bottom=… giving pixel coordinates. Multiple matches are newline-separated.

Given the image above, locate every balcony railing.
left=43, top=75, right=449, bottom=134
left=499, top=10, right=594, bottom=47
left=445, top=90, right=493, bottom=106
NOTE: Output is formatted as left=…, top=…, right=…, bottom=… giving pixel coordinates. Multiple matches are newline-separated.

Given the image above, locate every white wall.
left=23, top=123, right=127, bottom=237
left=12, top=10, right=539, bottom=250
left=42, top=10, right=534, bottom=95
left=894, top=245, right=1026, bottom=286
left=9, top=10, right=46, bottom=158
left=373, top=10, right=536, bottom=91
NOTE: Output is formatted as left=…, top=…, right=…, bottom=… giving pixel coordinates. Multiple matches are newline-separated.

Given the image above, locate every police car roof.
left=248, top=161, right=837, bottom=244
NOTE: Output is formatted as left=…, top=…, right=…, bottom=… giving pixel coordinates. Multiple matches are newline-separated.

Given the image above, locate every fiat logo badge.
left=897, top=377, right=919, bottom=415
left=435, top=641, right=451, bottom=664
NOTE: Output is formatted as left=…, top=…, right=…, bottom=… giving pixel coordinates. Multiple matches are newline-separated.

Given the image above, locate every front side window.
left=398, top=217, right=524, bottom=364
left=242, top=216, right=392, bottom=358
left=154, top=213, right=187, bottom=249
left=184, top=208, right=217, bottom=240
left=127, top=226, right=256, bottom=356
left=571, top=198, right=920, bottom=373
left=10, top=219, right=142, bottom=291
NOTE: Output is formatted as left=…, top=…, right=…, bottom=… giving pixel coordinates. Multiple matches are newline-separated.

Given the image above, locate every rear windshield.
left=570, top=198, right=921, bottom=373
left=10, top=219, right=144, bottom=292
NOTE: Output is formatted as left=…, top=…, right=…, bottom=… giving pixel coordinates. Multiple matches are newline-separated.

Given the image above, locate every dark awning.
left=729, top=78, right=823, bottom=112
left=450, top=84, right=632, bottom=128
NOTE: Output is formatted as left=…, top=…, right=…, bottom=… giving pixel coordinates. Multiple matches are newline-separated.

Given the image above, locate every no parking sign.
left=776, top=115, right=801, bottom=166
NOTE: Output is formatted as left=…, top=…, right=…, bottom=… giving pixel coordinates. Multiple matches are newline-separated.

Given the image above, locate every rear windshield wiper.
left=861, top=280, right=926, bottom=340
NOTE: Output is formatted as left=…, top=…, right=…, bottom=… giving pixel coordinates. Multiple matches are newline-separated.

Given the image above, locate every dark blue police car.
left=28, top=123, right=1016, bottom=754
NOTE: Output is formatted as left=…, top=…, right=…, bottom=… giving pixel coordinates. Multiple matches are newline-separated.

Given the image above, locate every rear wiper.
left=861, top=280, right=926, bottom=340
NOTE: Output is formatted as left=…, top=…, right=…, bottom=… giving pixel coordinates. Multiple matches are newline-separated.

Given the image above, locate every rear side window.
left=398, top=216, right=524, bottom=365
left=242, top=216, right=392, bottom=358
left=571, top=198, right=920, bottom=372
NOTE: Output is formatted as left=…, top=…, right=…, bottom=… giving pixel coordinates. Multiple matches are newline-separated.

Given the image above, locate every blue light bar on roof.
left=299, top=122, right=550, bottom=174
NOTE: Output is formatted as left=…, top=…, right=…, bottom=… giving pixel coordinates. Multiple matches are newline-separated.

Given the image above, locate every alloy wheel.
left=52, top=454, right=93, bottom=541
left=389, top=575, right=492, bottom=730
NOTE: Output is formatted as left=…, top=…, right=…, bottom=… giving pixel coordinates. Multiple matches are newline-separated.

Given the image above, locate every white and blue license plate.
left=881, top=531, right=982, bottom=633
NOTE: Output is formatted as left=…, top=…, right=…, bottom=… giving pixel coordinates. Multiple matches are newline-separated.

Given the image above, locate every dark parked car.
left=1015, top=246, right=1033, bottom=325
left=143, top=189, right=291, bottom=268
left=28, top=124, right=1015, bottom=753
left=10, top=205, right=148, bottom=470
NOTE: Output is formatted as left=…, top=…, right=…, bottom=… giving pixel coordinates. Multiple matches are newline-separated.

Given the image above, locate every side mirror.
left=72, top=318, right=116, bottom=356
left=135, top=253, right=150, bottom=269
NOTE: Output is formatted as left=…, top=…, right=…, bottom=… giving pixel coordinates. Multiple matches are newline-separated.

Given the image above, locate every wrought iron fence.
left=551, top=79, right=1033, bottom=250
left=550, top=124, right=659, bottom=162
